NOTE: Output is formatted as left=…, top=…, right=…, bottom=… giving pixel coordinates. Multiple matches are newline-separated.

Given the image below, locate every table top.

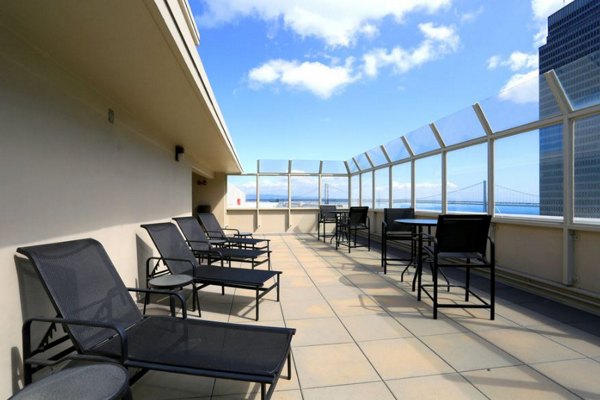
left=10, top=364, right=129, bottom=400
left=148, top=274, right=193, bottom=288
left=394, top=218, right=437, bottom=226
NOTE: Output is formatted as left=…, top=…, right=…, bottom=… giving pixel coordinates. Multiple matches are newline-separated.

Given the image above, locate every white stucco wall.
left=0, top=22, right=192, bottom=397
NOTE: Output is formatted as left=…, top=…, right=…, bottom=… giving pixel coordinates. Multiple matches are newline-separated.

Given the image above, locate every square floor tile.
left=532, top=358, right=600, bottom=399
left=287, top=317, right=353, bottom=347
left=422, top=332, right=520, bottom=371
left=478, top=328, right=584, bottom=364
left=463, top=365, right=579, bottom=399
left=340, top=314, right=412, bottom=342
left=302, top=382, right=395, bottom=400
left=386, top=373, right=487, bottom=399
left=293, top=343, right=380, bottom=388
left=359, top=337, right=454, bottom=379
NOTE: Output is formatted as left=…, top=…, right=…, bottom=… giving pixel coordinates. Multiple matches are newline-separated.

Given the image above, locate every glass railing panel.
left=446, top=143, right=488, bottom=213
left=555, top=50, right=600, bottom=110
left=258, top=159, right=289, bottom=173
left=374, top=167, right=389, bottom=209
left=480, top=72, right=560, bottom=133
left=290, top=176, right=318, bottom=208
left=494, top=124, right=563, bottom=217
left=383, top=136, right=410, bottom=161
left=391, top=162, right=411, bottom=208
left=434, top=105, right=486, bottom=146
left=322, top=160, right=348, bottom=174
left=415, top=154, right=442, bottom=211
left=258, top=176, right=288, bottom=208
left=322, top=176, right=348, bottom=208
left=404, top=125, right=439, bottom=154
left=574, top=115, right=600, bottom=221
left=361, top=172, right=373, bottom=208
left=227, top=175, right=257, bottom=209
left=355, top=153, right=372, bottom=170
left=351, top=175, right=360, bottom=206
left=291, top=160, right=320, bottom=174
left=367, top=146, right=388, bottom=166
left=347, top=158, right=359, bottom=173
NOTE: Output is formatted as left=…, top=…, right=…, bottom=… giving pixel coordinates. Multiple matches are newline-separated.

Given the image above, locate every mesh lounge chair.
left=197, top=212, right=270, bottom=251
left=173, top=216, right=271, bottom=270
left=381, top=208, right=416, bottom=275
left=317, top=205, right=337, bottom=242
left=142, top=222, right=281, bottom=320
left=336, top=206, right=370, bottom=253
left=17, top=239, right=294, bottom=400
left=419, top=214, right=495, bottom=320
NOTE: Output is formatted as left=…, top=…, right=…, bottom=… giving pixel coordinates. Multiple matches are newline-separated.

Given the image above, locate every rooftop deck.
left=133, top=234, right=600, bottom=399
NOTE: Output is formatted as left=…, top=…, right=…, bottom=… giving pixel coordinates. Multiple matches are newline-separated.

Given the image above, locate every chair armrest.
left=222, top=227, right=241, bottom=235
left=23, top=316, right=129, bottom=364
left=127, top=287, right=187, bottom=318
left=205, top=230, right=225, bottom=239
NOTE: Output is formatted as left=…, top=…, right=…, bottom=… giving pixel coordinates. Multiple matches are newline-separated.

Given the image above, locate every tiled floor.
left=133, top=234, right=600, bottom=399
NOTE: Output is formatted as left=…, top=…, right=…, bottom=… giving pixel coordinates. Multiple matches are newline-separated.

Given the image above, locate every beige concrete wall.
left=257, top=210, right=289, bottom=233
left=0, top=23, right=192, bottom=397
left=226, top=210, right=257, bottom=232
left=574, top=230, right=600, bottom=293
left=494, top=223, right=563, bottom=283
left=290, top=210, right=318, bottom=233
left=192, top=172, right=227, bottom=221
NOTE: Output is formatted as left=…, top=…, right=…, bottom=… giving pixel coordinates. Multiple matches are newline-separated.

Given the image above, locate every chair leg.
left=367, top=226, right=370, bottom=251
left=433, top=258, right=438, bottom=319
left=143, top=292, right=150, bottom=315
left=465, top=266, right=470, bottom=302
left=491, top=262, right=496, bottom=320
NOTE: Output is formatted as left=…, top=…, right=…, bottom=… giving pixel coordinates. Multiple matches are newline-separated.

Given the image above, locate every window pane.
left=481, top=72, right=560, bottom=132
left=322, top=160, right=348, bottom=174
left=227, top=176, right=256, bottom=208
left=290, top=176, right=318, bottom=208
left=447, top=143, right=488, bottom=213
left=495, top=125, right=563, bottom=217
left=367, top=147, right=388, bottom=166
left=555, top=50, right=600, bottom=110
left=322, top=176, right=348, bottom=208
left=435, top=105, right=486, bottom=146
left=361, top=172, right=373, bottom=208
left=355, top=153, right=372, bottom=170
left=347, top=158, right=359, bottom=173
left=392, top=163, right=411, bottom=208
left=574, top=115, right=600, bottom=220
left=259, top=160, right=289, bottom=173
left=291, top=160, right=320, bottom=174
left=384, top=137, right=410, bottom=161
left=415, top=155, right=441, bottom=211
left=351, top=175, right=360, bottom=206
left=405, top=125, right=439, bottom=154
left=259, top=176, right=288, bottom=208
left=374, top=168, right=389, bottom=209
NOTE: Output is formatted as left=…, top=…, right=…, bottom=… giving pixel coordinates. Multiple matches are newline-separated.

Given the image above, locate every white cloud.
left=362, top=23, right=459, bottom=77
left=458, top=6, right=483, bottom=23
left=498, top=70, right=539, bottom=104
left=531, top=0, right=574, bottom=46
left=197, top=0, right=452, bottom=47
left=487, top=51, right=538, bottom=71
left=248, top=58, right=359, bottom=98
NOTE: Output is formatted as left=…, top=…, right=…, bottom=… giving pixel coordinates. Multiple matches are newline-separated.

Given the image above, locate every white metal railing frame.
left=226, top=67, right=600, bottom=285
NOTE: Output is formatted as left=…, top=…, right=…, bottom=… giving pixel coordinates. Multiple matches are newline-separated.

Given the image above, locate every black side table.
left=144, top=274, right=200, bottom=317
left=10, top=364, right=130, bottom=400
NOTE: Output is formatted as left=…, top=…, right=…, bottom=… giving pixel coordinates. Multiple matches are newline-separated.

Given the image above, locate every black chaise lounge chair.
left=17, top=239, right=294, bottom=400
left=142, top=222, right=281, bottom=320
left=197, top=212, right=270, bottom=251
left=173, top=216, right=271, bottom=270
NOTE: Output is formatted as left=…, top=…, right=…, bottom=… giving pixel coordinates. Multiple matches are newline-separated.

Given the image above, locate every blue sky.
left=189, top=0, right=572, bottom=173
